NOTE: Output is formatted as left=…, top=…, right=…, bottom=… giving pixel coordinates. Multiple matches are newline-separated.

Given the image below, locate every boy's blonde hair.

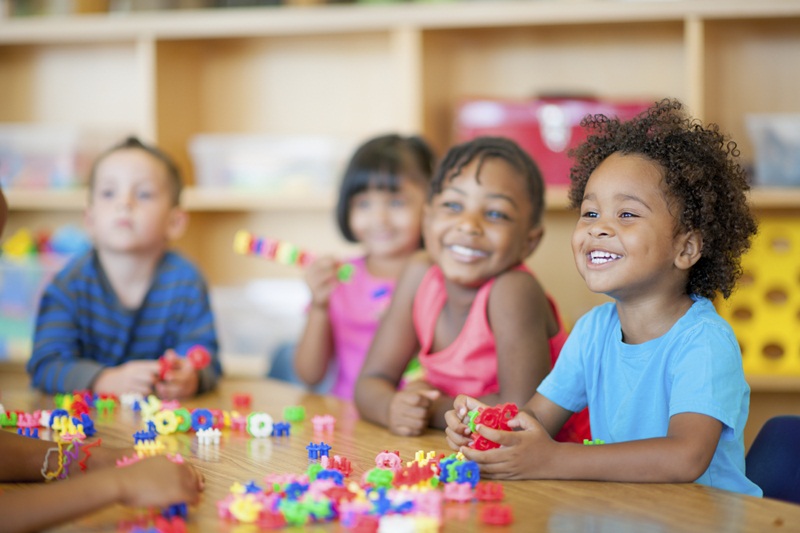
left=89, top=136, right=183, bottom=206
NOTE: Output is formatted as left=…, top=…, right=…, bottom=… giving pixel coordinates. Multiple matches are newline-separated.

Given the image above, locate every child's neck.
left=97, top=248, right=164, bottom=310
left=615, top=293, right=695, bottom=345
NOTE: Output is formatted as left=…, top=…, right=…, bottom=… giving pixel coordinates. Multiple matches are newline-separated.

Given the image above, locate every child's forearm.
left=293, top=307, right=333, bottom=385
left=543, top=437, right=711, bottom=483
left=0, top=468, right=122, bottom=533
left=353, top=375, right=395, bottom=427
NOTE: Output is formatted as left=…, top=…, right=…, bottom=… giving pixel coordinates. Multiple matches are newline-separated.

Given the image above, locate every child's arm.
left=293, top=256, right=338, bottom=386
left=0, top=455, right=204, bottom=533
left=452, top=393, right=722, bottom=482
left=355, top=254, right=433, bottom=435
left=426, top=270, right=556, bottom=428
left=160, top=276, right=221, bottom=399
left=0, top=431, right=130, bottom=482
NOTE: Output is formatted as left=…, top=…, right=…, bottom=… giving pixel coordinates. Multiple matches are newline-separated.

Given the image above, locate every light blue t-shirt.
left=538, top=297, right=762, bottom=497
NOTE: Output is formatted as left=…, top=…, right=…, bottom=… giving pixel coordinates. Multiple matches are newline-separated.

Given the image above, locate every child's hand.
left=444, top=394, right=489, bottom=451
left=458, top=410, right=555, bottom=480
left=155, top=350, right=199, bottom=400
left=388, top=389, right=440, bottom=436
left=304, top=256, right=339, bottom=308
left=115, top=455, right=204, bottom=507
left=93, top=360, right=159, bottom=396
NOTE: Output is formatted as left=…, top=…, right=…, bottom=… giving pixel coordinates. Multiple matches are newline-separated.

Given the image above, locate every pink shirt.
left=328, top=257, right=393, bottom=400
left=412, top=263, right=590, bottom=442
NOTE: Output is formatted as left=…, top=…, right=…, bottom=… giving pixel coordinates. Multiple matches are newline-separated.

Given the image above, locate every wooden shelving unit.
left=2, top=3, right=799, bottom=445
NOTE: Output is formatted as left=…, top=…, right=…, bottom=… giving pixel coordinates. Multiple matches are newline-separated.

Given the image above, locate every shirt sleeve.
left=667, top=319, right=747, bottom=437
left=27, top=277, right=104, bottom=393
left=537, top=311, right=592, bottom=413
left=171, top=271, right=222, bottom=394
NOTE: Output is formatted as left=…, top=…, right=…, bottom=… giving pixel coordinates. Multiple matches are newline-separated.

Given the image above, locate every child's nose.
left=588, top=219, right=613, bottom=237
left=456, top=211, right=482, bottom=235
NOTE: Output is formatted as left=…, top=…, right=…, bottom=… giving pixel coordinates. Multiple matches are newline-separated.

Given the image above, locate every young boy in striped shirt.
left=27, top=137, right=222, bottom=399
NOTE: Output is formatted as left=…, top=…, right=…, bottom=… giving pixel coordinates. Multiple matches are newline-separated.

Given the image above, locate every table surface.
left=1, top=370, right=799, bottom=533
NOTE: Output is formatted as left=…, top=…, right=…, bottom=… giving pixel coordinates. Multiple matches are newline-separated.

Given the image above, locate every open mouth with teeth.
left=589, top=250, right=622, bottom=264
left=448, top=244, right=488, bottom=259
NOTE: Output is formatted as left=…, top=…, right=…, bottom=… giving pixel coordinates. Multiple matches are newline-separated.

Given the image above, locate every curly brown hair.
left=568, top=98, right=757, bottom=299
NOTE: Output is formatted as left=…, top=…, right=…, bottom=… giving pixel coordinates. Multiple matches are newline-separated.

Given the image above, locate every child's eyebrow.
left=616, top=193, right=653, bottom=212
left=485, top=192, right=519, bottom=208
left=582, top=192, right=652, bottom=212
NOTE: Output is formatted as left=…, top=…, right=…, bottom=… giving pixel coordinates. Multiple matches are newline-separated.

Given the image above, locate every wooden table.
left=1, top=369, right=799, bottom=532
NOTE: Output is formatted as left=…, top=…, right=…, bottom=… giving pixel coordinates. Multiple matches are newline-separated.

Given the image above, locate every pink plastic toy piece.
left=311, top=414, right=336, bottom=433
left=375, top=450, right=402, bottom=472
left=443, top=482, right=474, bottom=503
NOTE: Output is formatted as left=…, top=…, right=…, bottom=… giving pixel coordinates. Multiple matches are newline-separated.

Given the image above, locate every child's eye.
left=99, top=189, right=115, bottom=199
left=137, top=190, right=154, bottom=200
left=352, top=197, right=371, bottom=210
left=486, top=209, right=511, bottom=221
left=619, top=211, right=638, bottom=218
left=441, top=200, right=462, bottom=212
left=389, top=197, right=407, bottom=208
left=581, top=210, right=598, bottom=218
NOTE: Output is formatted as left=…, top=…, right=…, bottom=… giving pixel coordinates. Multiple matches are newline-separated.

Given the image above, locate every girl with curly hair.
left=444, top=99, right=762, bottom=496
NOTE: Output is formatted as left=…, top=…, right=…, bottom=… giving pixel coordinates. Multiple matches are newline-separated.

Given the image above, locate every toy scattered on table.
left=480, top=503, right=514, bottom=525
left=466, top=402, right=519, bottom=451
left=310, top=414, right=335, bottom=433
left=218, top=447, right=507, bottom=529
left=246, top=412, right=273, bottom=438
left=197, top=428, right=222, bottom=445
left=306, top=441, right=332, bottom=460
left=283, top=405, right=305, bottom=422
left=584, top=438, right=605, bottom=446
left=233, top=230, right=355, bottom=282
left=232, top=393, right=251, bottom=410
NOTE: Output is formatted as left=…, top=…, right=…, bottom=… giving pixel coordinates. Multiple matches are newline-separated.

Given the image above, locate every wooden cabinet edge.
left=6, top=187, right=799, bottom=212
left=2, top=1, right=800, bottom=44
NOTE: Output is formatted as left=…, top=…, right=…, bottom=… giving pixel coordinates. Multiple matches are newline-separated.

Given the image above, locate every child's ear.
left=166, top=207, right=189, bottom=241
left=525, top=225, right=545, bottom=257
left=675, top=229, right=703, bottom=270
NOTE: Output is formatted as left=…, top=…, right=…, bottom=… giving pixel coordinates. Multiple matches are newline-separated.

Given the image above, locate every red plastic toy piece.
left=480, top=503, right=514, bottom=525
left=187, top=345, right=211, bottom=370
left=475, top=481, right=504, bottom=501
left=232, top=393, right=251, bottom=410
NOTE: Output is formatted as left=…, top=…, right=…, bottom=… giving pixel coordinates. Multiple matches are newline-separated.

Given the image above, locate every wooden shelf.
left=9, top=186, right=799, bottom=213
left=747, top=375, right=800, bottom=393
left=1, top=1, right=799, bottom=44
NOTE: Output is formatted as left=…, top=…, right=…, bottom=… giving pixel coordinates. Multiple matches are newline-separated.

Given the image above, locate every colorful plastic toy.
left=233, top=230, right=355, bottom=282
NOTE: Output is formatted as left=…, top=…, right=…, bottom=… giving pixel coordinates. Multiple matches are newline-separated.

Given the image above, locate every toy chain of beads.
left=233, top=230, right=355, bottom=282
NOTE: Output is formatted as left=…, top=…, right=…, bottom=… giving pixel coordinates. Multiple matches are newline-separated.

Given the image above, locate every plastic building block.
left=197, top=428, right=222, bottom=445
left=232, top=393, right=251, bottom=410
left=480, top=503, right=514, bottom=525
left=233, top=230, right=355, bottom=282
left=191, top=408, right=214, bottom=431
left=311, top=414, right=336, bottom=433
left=153, top=410, right=178, bottom=435
left=247, top=412, right=274, bottom=438
left=475, top=481, right=504, bottom=501
left=271, top=421, right=291, bottom=437
left=283, top=406, right=306, bottom=422
left=443, top=482, right=473, bottom=503
left=375, top=450, right=402, bottom=472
